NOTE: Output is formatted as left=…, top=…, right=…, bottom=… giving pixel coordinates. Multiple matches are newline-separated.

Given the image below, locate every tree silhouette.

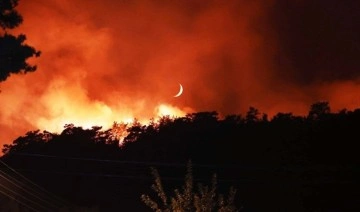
left=308, top=101, right=330, bottom=120
left=0, top=0, right=23, bottom=30
left=0, top=0, right=40, bottom=82
left=245, top=106, right=260, bottom=123
left=141, top=161, right=239, bottom=212
left=1, top=102, right=360, bottom=211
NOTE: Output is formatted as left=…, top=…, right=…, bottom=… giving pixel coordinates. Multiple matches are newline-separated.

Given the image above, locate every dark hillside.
left=1, top=103, right=360, bottom=211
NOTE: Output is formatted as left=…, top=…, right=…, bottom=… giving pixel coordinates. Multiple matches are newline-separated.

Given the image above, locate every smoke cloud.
left=0, top=0, right=359, bottom=146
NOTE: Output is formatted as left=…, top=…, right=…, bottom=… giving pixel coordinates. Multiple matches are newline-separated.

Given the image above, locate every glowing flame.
left=29, top=78, right=189, bottom=133
left=37, top=91, right=187, bottom=132
left=1, top=0, right=358, bottom=148
left=156, top=104, right=186, bottom=118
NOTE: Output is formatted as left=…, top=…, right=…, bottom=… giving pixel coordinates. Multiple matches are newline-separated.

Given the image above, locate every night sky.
left=0, top=0, right=359, bottom=146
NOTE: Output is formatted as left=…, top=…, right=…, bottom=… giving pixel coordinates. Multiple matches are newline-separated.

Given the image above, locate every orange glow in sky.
left=0, top=0, right=359, bottom=147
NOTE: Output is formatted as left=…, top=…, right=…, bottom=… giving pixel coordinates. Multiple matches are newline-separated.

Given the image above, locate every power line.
left=0, top=181, right=48, bottom=212
left=11, top=152, right=357, bottom=172
left=12, top=152, right=195, bottom=167
left=0, top=159, right=73, bottom=210
left=14, top=168, right=357, bottom=185
left=0, top=159, right=71, bottom=207
left=10, top=152, right=271, bottom=170
left=0, top=170, right=63, bottom=210
left=14, top=168, right=250, bottom=183
left=0, top=189, right=40, bottom=212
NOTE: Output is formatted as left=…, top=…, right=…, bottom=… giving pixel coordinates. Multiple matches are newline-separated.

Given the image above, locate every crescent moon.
left=174, top=84, right=183, bottom=97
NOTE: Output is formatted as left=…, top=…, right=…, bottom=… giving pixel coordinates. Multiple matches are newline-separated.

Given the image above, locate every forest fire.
left=0, top=1, right=359, bottom=211
left=0, top=0, right=359, bottom=147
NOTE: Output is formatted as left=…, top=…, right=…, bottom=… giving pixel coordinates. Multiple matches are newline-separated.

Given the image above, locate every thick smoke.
left=0, top=0, right=359, bottom=146
left=270, top=0, right=360, bottom=84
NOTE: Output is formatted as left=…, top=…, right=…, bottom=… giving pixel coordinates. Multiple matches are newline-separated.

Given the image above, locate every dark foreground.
left=1, top=103, right=359, bottom=211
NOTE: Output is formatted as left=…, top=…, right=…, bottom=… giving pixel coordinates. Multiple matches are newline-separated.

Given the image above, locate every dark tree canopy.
left=1, top=102, right=360, bottom=211
left=0, top=0, right=40, bottom=82
left=0, top=33, right=40, bottom=81
left=308, top=101, right=331, bottom=120
left=0, top=0, right=23, bottom=30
